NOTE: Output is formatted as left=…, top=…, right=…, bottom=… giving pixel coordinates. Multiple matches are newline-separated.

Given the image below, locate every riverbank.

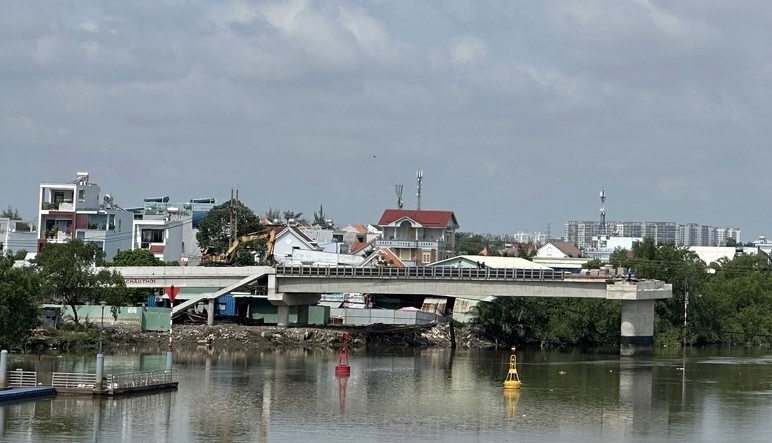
left=24, top=322, right=498, bottom=353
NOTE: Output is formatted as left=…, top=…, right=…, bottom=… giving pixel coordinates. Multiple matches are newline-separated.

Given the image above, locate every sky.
left=2, top=0, right=771, bottom=239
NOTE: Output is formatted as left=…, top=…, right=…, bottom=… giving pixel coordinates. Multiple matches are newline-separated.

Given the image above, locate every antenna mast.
left=416, top=170, right=423, bottom=210
left=599, top=190, right=606, bottom=236
left=395, top=184, right=404, bottom=209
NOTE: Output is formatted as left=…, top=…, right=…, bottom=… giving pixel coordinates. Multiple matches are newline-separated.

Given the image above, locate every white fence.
left=8, top=370, right=38, bottom=387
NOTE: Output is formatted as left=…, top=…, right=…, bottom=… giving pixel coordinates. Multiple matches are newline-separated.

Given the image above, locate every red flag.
left=165, top=285, right=180, bottom=302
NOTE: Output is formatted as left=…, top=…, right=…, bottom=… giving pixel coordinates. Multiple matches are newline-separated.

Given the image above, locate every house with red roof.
left=375, top=209, right=459, bottom=265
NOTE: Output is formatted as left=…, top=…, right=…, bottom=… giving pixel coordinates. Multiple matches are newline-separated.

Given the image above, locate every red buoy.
left=335, top=332, right=351, bottom=377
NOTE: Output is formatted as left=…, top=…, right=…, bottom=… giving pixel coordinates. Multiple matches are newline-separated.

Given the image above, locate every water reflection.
left=0, top=347, right=770, bottom=442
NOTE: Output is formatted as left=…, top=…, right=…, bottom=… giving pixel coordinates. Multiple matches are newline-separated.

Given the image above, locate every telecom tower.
left=416, top=171, right=423, bottom=210
left=599, top=190, right=606, bottom=236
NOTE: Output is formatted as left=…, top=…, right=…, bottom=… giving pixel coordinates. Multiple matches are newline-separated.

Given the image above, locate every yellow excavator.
left=200, top=229, right=277, bottom=266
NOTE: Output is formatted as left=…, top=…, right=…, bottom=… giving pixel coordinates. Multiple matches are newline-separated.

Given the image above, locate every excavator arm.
left=200, top=229, right=277, bottom=266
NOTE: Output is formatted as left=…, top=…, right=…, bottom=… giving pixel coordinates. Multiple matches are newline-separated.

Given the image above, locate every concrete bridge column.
left=277, top=305, right=290, bottom=328
left=207, top=298, right=215, bottom=326
left=620, top=299, right=655, bottom=355
left=607, top=280, right=672, bottom=356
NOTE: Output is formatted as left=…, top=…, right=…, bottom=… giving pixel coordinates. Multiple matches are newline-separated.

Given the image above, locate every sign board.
left=165, top=285, right=181, bottom=302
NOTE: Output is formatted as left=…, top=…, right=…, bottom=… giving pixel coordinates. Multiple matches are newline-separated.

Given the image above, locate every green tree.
left=455, top=233, right=488, bottom=255
left=283, top=210, right=305, bottom=224
left=313, top=204, right=332, bottom=227
left=0, top=206, right=22, bottom=219
left=13, top=249, right=28, bottom=261
left=0, top=255, right=40, bottom=347
left=725, top=238, right=738, bottom=247
left=608, top=247, right=632, bottom=270
left=265, top=207, right=282, bottom=223
left=695, top=255, right=772, bottom=346
left=112, top=249, right=166, bottom=266
left=111, top=249, right=167, bottom=304
left=584, top=258, right=604, bottom=269
left=620, top=238, right=707, bottom=345
left=472, top=296, right=620, bottom=349
left=36, top=240, right=128, bottom=324
left=196, top=200, right=262, bottom=255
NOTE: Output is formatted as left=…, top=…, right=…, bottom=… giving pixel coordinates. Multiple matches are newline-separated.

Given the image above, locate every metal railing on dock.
left=8, top=370, right=38, bottom=387
left=109, top=370, right=173, bottom=390
left=52, top=372, right=98, bottom=389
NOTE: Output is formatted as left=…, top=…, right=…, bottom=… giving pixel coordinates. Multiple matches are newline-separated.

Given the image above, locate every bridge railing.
left=276, top=265, right=564, bottom=281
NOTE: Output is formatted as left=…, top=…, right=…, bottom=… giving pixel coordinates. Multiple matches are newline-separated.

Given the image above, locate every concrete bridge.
left=112, top=265, right=672, bottom=354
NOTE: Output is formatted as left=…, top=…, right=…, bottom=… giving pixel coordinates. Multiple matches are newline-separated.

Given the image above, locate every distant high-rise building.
left=565, top=219, right=739, bottom=248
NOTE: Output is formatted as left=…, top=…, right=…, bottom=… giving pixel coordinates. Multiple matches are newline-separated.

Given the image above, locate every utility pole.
left=683, top=280, right=689, bottom=349
left=228, top=188, right=239, bottom=250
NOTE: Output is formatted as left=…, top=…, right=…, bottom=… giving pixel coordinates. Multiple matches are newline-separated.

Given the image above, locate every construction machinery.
left=200, top=229, right=277, bottom=266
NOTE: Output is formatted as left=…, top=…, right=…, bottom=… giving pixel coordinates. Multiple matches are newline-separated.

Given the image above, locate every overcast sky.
left=2, top=1, right=771, bottom=239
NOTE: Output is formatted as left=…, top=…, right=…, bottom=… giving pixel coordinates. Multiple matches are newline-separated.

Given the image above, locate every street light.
left=99, top=301, right=107, bottom=354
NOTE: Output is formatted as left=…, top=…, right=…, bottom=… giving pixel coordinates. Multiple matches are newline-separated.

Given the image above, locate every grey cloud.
left=1, top=0, right=771, bottom=237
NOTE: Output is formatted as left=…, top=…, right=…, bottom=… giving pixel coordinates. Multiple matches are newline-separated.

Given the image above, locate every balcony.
left=41, top=201, right=75, bottom=211
left=376, top=239, right=439, bottom=249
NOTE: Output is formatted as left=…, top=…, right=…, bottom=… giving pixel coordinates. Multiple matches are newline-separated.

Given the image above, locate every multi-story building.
left=613, top=222, right=643, bottom=238
left=127, top=197, right=217, bottom=264
left=0, top=218, right=37, bottom=257
left=513, top=231, right=547, bottom=245
left=641, top=222, right=678, bottom=245
left=563, top=221, right=613, bottom=250
left=566, top=219, right=739, bottom=248
left=376, top=209, right=459, bottom=265
left=715, top=226, right=742, bottom=246
left=37, top=172, right=134, bottom=260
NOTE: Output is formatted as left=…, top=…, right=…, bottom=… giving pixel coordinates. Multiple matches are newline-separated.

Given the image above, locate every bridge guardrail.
left=276, top=265, right=564, bottom=281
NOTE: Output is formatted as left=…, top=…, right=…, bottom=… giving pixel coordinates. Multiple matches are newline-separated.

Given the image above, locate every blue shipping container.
left=217, top=295, right=237, bottom=317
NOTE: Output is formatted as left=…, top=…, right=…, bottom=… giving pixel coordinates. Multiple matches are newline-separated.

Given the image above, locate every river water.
left=1, top=346, right=771, bottom=442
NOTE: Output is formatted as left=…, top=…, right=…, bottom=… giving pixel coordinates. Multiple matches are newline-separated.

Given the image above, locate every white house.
left=535, top=241, right=582, bottom=259
left=0, top=218, right=37, bottom=256
left=37, top=172, right=133, bottom=261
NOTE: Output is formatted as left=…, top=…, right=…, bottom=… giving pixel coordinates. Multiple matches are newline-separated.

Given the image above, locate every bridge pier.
left=277, top=306, right=290, bottom=328
left=207, top=298, right=215, bottom=326
left=620, top=299, right=655, bottom=355
left=607, top=281, right=672, bottom=355
left=268, top=275, right=320, bottom=328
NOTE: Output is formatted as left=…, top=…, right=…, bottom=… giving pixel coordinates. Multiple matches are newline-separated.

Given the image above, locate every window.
left=141, top=229, right=164, bottom=244
left=422, top=251, right=432, bottom=264
left=78, top=189, right=85, bottom=201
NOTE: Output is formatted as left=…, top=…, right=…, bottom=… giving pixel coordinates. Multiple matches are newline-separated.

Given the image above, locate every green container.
left=308, top=306, right=329, bottom=325
left=141, top=308, right=171, bottom=332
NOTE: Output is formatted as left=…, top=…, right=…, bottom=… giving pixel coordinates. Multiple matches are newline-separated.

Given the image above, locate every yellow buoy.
left=503, top=354, right=522, bottom=389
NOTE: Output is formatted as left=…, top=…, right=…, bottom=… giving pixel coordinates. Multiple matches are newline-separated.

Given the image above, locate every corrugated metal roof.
left=431, top=255, right=553, bottom=269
